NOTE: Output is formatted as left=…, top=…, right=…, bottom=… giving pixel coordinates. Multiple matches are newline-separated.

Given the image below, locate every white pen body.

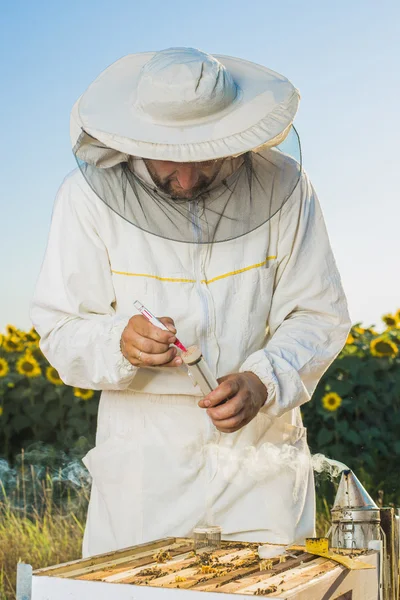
left=134, top=300, right=169, bottom=331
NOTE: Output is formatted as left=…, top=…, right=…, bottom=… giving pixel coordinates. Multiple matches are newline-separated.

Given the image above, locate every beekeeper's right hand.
left=120, top=315, right=183, bottom=367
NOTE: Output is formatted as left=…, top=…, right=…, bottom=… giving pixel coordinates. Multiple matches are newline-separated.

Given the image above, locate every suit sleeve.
left=240, top=172, right=351, bottom=418
left=30, top=172, right=137, bottom=390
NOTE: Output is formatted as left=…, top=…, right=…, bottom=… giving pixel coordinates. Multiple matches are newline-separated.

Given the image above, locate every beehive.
left=18, top=537, right=380, bottom=599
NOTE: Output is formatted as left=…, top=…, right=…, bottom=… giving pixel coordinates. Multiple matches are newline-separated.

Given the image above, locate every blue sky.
left=1, top=0, right=399, bottom=331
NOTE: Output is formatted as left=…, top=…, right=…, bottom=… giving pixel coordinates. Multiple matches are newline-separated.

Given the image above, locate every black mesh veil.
left=73, top=126, right=302, bottom=244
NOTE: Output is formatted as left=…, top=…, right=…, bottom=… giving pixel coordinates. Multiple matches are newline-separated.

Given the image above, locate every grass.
left=0, top=456, right=88, bottom=600
left=0, top=503, right=84, bottom=600
left=315, top=495, right=332, bottom=537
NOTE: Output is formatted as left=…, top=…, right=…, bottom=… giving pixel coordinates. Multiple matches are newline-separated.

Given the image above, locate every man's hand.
left=198, top=372, right=268, bottom=433
left=121, top=315, right=183, bottom=367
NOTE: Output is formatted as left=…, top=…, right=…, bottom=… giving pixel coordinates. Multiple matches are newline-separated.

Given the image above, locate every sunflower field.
left=0, top=326, right=99, bottom=462
left=0, top=311, right=400, bottom=504
left=302, top=309, right=400, bottom=505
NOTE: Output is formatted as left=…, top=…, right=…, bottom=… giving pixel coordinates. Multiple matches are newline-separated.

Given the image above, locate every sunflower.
left=370, top=337, right=399, bottom=358
left=73, top=388, right=94, bottom=400
left=382, top=313, right=397, bottom=328
left=322, top=392, right=342, bottom=412
left=25, top=339, right=39, bottom=349
left=6, top=325, right=25, bottom=340
left=346, top=333, right=355, bottom=345
left=25, top=328, right=40, bottom=343
left=46, top=366, right=63, bottom=386
left=0, top=358, right=9, bottom=378
left=395, top=309, right=400, bottom=324
left=0, top=406, right=3, bottom=417
left=16, top=354, right=41, bottom=378
left=5, top=325, right=18, bottom=336
left=353, top=326, right=365, bottom=335
left=26, top=346, right=43, bottom=361
left=3, top=336, right=24, bottom=353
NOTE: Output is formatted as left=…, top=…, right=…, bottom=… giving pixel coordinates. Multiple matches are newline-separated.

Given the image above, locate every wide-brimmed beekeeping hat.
left=71, top=47, right=300, bottom=163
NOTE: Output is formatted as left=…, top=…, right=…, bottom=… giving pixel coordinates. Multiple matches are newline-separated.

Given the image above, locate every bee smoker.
left=330, top=469, right=381, bottom=550
left=181, top=345, right=219, bottom=395
left=329, top=469, right=400, bottom=600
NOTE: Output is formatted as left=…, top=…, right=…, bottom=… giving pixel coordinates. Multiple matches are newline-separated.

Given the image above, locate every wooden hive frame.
left=22, top=537, right=380, bottom=599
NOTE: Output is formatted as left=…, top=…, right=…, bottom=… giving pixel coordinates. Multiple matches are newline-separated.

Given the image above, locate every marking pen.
left=133, top=300, right=187, bottom=352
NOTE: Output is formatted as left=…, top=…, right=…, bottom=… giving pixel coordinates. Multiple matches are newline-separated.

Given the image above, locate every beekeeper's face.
left=144, top=158, right=224, bottom=199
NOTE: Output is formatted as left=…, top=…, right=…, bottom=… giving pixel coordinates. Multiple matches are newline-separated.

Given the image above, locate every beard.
left=144, top=162, right=222, bottom=200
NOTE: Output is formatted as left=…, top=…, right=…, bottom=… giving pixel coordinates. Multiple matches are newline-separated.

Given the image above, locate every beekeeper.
left=31, top=47, right=351, bottom=558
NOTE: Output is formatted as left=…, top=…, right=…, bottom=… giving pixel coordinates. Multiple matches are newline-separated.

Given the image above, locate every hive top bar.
left=30, top=536, right=378, bottom=598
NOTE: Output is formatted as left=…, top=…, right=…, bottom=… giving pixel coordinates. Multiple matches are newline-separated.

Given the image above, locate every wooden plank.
left=232, top=557, right=332, bottom=595
left=195, top=553, right=310, bottom=593
left=380, top=507, right=398, bottom=600
left=110, top=547, right=257, bottom=586
left=33, top=537, right=176, bottom=577
left=265, top=560, right=340, bottom=596
left=288, top=545, right=375, bottom=570
left=219, top=554, right=314, bottom=594
left=74, top=543, right=194, bottom=581
left=139, top=566, right=202, bottom=588
left=155, top=549, right=259, bottom=590
left=78, top=544, right=195, bottom=581
left=192, top=564, right=264, bottom=592
left=45, top=539, right=185, bottom=580
left=65, top=541, right=191, bottom=580
left=282, top=551, right=378, bottom=600
left=103, top=554, right=200, bottom=584
left=31, top=575, right=254, bottom=600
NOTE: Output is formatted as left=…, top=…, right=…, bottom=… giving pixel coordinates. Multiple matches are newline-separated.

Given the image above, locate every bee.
left=153, top=550, right=172, bottom=563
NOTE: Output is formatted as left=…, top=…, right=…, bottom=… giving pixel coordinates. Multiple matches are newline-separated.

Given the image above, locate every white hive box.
left=17, top=537, right=380, bottom=600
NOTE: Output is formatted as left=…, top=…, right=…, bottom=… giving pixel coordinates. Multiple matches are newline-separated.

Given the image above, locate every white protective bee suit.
left=30, top=47, right=351, bottom=557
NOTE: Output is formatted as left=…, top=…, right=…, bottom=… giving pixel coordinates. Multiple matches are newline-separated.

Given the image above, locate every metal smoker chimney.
left=330, top=469, right=381, bottom=549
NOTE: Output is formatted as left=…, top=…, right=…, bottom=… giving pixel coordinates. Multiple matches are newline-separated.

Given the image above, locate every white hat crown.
left=135, top=47, right=238, bottom=122
left=73, top=47, right=300, bottom=161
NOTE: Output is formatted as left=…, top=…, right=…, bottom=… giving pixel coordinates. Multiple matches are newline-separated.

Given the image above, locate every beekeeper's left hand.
left=198, top=372, right=268, bottom=433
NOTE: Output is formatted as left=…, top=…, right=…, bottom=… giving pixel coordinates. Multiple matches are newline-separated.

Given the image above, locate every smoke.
left=204, top=441, right=311, bottom=503
left=202, top=442, right=347, bottom=509
left=51, top=460, right=92, bottom=489
left=311, top=454, right=348, bottom=480
left=0, top=443, right=91, bottom=516
left=205, top=442, right=307, bottom=481
left=0, top=458, right=17, bottom=493
left=204, top=444, right=347, bottom=483
left=1, top=440, right=348, bottom=520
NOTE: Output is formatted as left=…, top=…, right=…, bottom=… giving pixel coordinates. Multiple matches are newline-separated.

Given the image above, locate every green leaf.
left=317, top=428, right=334, bottom=446
left=45, top=408, right=63, bottom=425
left=359, top=453, right=375, bottom=470
left=369, top=427, right=382, bottom=439
left=374, top=441, right=389, bottom=457
left=43, top=386, right=58, bottom=402
left=345, top=429, right=361, bottom=445
left=10, top=414, right=31, bottom=432
left=332, top=380, right=354, bottom=395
